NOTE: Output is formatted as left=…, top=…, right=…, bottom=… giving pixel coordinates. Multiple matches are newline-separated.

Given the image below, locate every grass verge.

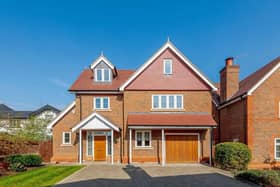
left=0, top=165, right=84, bottom=187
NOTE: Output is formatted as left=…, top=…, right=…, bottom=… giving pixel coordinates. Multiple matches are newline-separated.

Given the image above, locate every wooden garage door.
left=166, top=135, right=198, bottom=163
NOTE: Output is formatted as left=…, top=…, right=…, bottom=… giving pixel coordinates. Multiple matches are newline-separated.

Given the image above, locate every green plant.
left=236, top=170, right=280, bottom=187
left=22, top=155, right=42, bottom=167
left=5, top=154, right=24, bottom=165
left=9, top=162, right=26, bottom=172
left=5, top=154, right=42, bottom=167
left=215, top=142, right=251, bottom=170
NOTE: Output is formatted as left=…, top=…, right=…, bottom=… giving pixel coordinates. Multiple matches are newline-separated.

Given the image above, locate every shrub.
left=215, top=142, right=251, bottom=170
left=9, top=162, right=26, bottom=172
left=22, top=155, right=42, bottom=167
left=5, top=154, right=24, bottom=165
left=236, top=170, right=280, bottom=187
left=5, top=154, right=42, bottom=167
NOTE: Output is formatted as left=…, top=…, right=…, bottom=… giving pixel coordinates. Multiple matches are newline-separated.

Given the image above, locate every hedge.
left=236, top=170, right=280, bottom=187
left=6, top=154, right=42, bottom=168
left=215, top=142, right=251, bottom=170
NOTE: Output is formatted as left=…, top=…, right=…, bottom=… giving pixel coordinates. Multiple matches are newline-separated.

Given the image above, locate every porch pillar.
left=161, top=129, right=165, bottom=166
left=209, top=128, right=213, bottom=166
left=111, top=129, right=114, bottom=164
left=129, top=128, right=132, bottom=164
left=79, top=129, right=82, bottom=164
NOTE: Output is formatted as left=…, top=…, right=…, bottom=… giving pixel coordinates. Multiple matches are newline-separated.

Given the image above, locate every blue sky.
left=0, top=0, right=280, bottom=110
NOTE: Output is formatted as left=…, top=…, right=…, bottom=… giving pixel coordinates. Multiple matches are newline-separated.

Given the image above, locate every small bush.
left=236, top=170, right=280, bottom=187
left=5, top=154, right=24, bottom=165
left=215, top=142, right=251, bottom=170
left=22, top=155, right=42, bottom=167
left=9, top=162, right=26, bottom=172
left=5, top=154, right=42, bottom=167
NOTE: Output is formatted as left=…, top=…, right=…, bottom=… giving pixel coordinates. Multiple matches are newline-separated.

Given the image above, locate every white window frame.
left=163, top=59, right=173, bottom=75
left=94, top=68, right=111, bottom=82
left=152, top=94, right=183, bottom=109
left=275, top=138, right=280, bottom=159
left=94, top=97, right=110, bottom=110
left=62, top=132, right=71, bottom=145
left=135, top=130, right=152, bottom=148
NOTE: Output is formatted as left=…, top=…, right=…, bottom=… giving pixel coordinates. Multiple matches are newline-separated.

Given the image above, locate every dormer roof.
left=90, top=54, right=115, bottom=70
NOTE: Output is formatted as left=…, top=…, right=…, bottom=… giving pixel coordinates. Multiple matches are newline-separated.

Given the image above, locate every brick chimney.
left=220, top=57, right=240, bottom=102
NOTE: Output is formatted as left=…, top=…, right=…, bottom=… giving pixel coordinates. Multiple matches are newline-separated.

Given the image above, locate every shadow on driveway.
left=55, top=165, right=255, bottom=187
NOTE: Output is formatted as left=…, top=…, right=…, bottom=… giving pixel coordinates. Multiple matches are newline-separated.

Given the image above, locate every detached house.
left=218, top=57, right=280, bottom=167
left=47, top=41, right=217, bottom=165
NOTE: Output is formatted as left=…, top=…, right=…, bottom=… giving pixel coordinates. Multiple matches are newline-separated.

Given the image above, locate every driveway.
left=55, top=164, right=256, bottom=187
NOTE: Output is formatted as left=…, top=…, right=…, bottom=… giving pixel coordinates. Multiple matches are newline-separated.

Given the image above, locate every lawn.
left=0, top=165, right=84, bottom=187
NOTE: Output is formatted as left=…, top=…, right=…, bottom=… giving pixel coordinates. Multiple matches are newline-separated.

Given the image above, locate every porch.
left=72, top=112, right=120, bottom=164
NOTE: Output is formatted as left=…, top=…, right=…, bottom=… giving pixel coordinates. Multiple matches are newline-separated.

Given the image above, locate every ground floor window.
left=107, top=136, right=111, bottom=155
left=87, top=132, right=93, bottom=156
left=135, top=130, right=151, bottom=148
left=275, top=138, right=280, bottom=159
left=62, top=132, right=71, bottom=145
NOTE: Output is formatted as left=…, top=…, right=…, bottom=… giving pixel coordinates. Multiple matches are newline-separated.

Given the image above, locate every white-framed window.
left=275, top=138, right=280, bottom=159
left=135, top=130, right=151, bottom=148
left=94, top=68, right=111, bottom=82
left=94, top=97, right=110, bottom=110
left=62, top=132, right=71, bottom=145
left=163, top=59, right=172, bottom=74
left=152, top=95, right=183, bottom=109
left=87, top=132, right=93, bottom=156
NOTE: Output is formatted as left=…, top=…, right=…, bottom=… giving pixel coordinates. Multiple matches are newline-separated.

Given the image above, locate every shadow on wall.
left=55, top=165, right=251, bottom=187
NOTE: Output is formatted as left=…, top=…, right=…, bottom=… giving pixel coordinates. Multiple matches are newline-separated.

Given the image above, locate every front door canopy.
left=72, top=112, right=120, bottom=132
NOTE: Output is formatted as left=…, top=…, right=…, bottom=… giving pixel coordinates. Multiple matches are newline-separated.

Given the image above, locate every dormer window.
left=95, top=68, right=111, bottom=82
left=163, top=59, right=172, bottom=74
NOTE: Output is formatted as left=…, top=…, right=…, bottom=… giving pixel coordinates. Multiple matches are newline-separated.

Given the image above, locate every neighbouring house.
left=0, top=104, right=60, bottom=132
left=47, top=40, right=218, bottom=165
left=217, top=56, right=280, bottom=167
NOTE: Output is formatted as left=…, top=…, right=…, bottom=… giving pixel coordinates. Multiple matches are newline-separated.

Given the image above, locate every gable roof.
left=47, top=101, right=75, bottom=129
left=232, top=56, right=280, bottom=98
left=72, top=112, right=120, bottom=132
left=0, top=104, right=14, bottom=112
left=119, top=40, right=217, bottom=91
left=31, top=104, right=60, bottom=116
left=90, top=54, right=115, bottom=70
left=69, top=69, right=134, bottom=92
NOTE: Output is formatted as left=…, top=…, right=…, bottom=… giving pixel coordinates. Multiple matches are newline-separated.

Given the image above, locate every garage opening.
left=166, top=134, right=199, bottom=163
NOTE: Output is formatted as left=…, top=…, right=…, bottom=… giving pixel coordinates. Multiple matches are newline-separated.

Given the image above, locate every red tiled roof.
left=232, top=56, right=280, bottom=98
left=69, top=69, right=135, bottom=91
left=127, top=113, right=217, bottom=126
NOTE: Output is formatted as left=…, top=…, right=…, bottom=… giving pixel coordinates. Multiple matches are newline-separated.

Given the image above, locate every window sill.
left=60, top=144, right=72, bottom=147
left=150, top=108, right=185, bottom=112
left=134, top=146, right=153, bottom=150
left=94, top=109, right=112, bottom=112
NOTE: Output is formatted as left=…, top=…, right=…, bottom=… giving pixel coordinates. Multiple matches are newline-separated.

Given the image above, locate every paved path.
left=55, top=164, right=256, bottom=187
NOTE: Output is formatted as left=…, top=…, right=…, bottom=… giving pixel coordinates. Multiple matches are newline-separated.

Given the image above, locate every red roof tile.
left=69, top=69, right=134, bottom=91
left=232, top=56, right=280, bottom=98
left=127, top=113, right=217, bottom=126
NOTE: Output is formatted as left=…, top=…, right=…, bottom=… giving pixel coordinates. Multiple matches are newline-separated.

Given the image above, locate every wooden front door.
left=94, top=136, right=106, bottom=161
left=166, top=135, right=198, bottom=163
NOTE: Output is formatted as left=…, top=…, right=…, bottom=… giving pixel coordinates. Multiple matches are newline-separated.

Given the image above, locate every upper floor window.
left=62, top=132, right=71, bottom=145
left=275, top=138, right=280, bottom=159
left=94, top=97, right=110, bottom=110
left=152, top=94, right=183, bottom=109
left=95, top=68, right=111, bottom=82
left=163, top=59, right=173, bottom=74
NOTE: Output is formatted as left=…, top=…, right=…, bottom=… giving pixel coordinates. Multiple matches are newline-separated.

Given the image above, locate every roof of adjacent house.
left=31, top=104, right=60, bottom=116
left=0, top=104, right=60, bottom=119
left=0, top=104, right=14, bottom=112
left=69, top=69, right=135, bottom=91
left=127, top=112, right=217, bottom=126
left=232, top=56, right=280, bottom=98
